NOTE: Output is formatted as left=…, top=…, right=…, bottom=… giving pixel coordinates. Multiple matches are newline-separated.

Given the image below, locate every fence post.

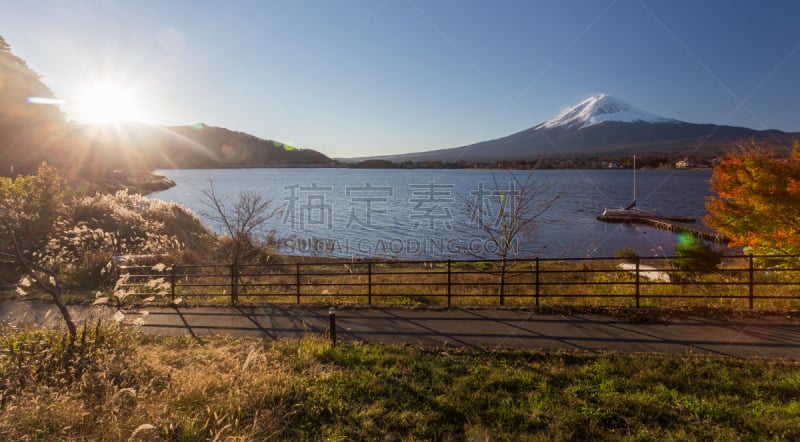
left=170, top=264, right=176, bottom=303
left=231, top=264, right=238, bottom=304
left=296, top=263, right=301, bottom=305
left=447, top=260, right=452, bottom=307
left=748, top=254, right=754, bottom=309
left=535, top=257, right=540, bottom=307
left=328, top=307, right=337, bottom=346
left=635, top=256, right=640, bottom=308
left=367, top=261, right=372, bottom=305
left=500, top=261, right=506, bottom=306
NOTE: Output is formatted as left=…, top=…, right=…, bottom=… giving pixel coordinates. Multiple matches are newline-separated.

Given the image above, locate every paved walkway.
left=2, top=300, right=799, bottom=359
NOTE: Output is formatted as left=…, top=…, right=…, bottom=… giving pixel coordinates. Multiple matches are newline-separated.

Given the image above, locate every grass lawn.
left=1, top=325, right=799, bottom=440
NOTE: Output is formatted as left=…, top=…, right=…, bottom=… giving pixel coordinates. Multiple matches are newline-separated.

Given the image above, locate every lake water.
left=150, top=168, right=719, bottom=259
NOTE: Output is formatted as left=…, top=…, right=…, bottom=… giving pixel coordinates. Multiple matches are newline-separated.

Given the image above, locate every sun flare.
left=75, top=82, right=143, bottom=124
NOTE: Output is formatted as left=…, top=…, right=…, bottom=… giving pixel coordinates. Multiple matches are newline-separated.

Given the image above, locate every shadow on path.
left=4, top=300, right=798, bottom=359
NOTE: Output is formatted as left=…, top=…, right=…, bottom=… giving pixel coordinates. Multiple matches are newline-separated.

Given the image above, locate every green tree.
left=705, top=144, right=800, bottom=256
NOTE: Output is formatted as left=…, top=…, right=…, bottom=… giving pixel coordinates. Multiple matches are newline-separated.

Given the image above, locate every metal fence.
left=115, top=255, right=800, bottom=309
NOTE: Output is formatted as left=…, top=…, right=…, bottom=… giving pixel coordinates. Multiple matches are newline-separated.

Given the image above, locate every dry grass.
left=114, top=257, right=800, bottom=311
left=1, top=325, right=799, bottom=440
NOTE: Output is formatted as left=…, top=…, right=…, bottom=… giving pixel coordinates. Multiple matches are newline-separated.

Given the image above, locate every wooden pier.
left=597, top=214, right=729, bottom=243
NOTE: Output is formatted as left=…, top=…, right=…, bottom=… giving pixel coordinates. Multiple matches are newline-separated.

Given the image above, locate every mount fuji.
left=348, top=94, right=796, bottom=164
left=534, top=94, right=677, bottom=130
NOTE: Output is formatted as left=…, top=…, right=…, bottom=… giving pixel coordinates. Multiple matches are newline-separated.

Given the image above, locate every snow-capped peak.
left=535, top=94, right=676, bottom=130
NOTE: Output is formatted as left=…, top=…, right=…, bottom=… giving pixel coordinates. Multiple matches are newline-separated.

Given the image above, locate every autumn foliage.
left=705, top=143, right=800, bottom=255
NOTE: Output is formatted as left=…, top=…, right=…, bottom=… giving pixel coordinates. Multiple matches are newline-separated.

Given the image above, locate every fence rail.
left=115, top=255, right=800, bottom=309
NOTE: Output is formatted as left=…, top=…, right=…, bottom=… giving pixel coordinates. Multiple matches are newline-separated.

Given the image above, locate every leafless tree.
left=201, top=181, right=280, bottom=269
left=464, top=170, right=559, bottom=303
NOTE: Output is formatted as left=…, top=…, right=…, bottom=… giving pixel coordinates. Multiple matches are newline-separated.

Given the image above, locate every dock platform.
left=597, top=214, right=729, bottom=243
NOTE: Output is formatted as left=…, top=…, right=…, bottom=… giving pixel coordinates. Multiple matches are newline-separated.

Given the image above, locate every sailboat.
left=600, top=155, right=656, bottom=217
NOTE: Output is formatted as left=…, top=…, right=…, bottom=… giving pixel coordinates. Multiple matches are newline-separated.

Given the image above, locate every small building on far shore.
left=676, top=158, right=710, bottom=169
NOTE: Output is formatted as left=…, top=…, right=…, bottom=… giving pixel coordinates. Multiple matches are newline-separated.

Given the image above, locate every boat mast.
left=632, top=155, right=637, bottom=208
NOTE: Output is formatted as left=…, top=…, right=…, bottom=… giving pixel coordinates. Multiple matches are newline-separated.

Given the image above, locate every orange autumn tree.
left=705, top=143, right=800, bottom=256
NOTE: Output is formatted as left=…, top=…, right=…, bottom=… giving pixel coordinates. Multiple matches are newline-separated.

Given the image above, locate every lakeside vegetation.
left=109, top=252, right=799, bottom=311
left=1, top=326, right=798, bottom=440
left=0, top=164, right=218, bottom=292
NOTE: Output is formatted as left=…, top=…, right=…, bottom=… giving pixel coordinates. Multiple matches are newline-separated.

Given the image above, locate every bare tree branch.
left=462, top=169, right=559, bottom=302
left=201, top=180, right=280, bottom=268
left=465, top=169, right=559, bottom=261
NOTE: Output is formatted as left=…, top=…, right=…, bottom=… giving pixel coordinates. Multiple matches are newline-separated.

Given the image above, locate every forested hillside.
left=0, top=35, right=333, bottom=185
left=0, top=36, right=65, bottom=175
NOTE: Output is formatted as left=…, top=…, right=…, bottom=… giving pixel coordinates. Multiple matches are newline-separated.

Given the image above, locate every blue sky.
left=2, top=0, right=799, bottom=158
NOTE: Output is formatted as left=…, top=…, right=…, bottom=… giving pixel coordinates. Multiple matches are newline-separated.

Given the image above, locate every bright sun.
left=76, top=82, right=143, bottom=124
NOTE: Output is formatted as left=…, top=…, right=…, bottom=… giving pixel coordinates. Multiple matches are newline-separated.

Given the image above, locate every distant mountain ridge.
left=1, top=119, right=335, bottom=179
left=70, top=122, right=335, bottom=173
left=347, top=94, right=798, bottom=164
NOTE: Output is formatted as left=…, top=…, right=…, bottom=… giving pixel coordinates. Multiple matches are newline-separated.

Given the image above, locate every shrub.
left=613, top=247, right=639, bottom=263
left=672, top=235, right=722, bottom=271
left=2, top=165, right=216, bottom=290
left=0, top=162, right=66, bottom=248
